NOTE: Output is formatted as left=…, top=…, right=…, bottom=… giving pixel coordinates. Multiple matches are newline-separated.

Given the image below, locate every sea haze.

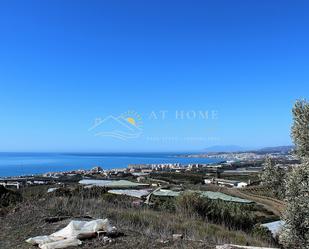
left=0, top=152, right=222, bottom=177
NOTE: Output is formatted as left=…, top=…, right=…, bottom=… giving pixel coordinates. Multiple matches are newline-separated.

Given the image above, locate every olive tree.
left=291, top=99, right=309, bottom=159
left=280, top=100, right=309, bottom=248
left=280, top=160, right=309, bottom=248
left=260, top=156, right=285, bottom=199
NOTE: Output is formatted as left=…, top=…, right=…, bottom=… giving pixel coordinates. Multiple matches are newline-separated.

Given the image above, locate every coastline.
left=0, top=152, right=222, bottom=178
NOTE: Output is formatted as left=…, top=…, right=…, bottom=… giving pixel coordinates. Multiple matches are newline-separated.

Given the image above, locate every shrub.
left=176, top=192, right=256, bottom=231
left=252, top=224, right=275, bottom=244
left=0, top=185, right=22, bottom=208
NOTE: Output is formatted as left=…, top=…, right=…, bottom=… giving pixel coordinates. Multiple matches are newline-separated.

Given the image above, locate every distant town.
left=0, top=146, right=298, bottom=189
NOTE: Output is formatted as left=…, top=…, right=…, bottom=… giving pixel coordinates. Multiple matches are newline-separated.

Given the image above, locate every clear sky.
left=0, top=0, right=308, bottom=152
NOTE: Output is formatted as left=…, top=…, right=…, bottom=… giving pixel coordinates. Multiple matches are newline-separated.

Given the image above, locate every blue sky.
left=0, top=0, right=308, bottom=152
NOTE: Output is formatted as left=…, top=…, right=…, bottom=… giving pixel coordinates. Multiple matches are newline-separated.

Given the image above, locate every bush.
left=252, top=224, right=275, bottom=244
left=176, top=192, right=256, bottom=231
left=0, top=185, right=22, bottom=208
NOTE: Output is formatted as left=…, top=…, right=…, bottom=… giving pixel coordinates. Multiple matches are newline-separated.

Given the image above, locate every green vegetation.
left=150, top=172, right=204, bottom=184
left=153, top=192, right=277, bottom=231
left=0, top=185, right=22, bottom=214
left=176, top=192, right=255, bottom=231
left=279, top=99, right=309, bottom=248
left=260, top=156, right=286, bottom=200
left=280, top=162, right=309, bottom=248
left=291, top=99, right=309, bottom=159
left=220, top=173, right=260, bottom=183
left=252, top=224, right=275, bottom=245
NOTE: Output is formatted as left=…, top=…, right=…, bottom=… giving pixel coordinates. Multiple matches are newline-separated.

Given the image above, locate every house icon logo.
left=89, top=111, right=143, bottom=140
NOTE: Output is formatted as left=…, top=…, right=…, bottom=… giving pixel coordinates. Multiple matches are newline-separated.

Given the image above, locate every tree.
left=260, top=156, right=275, bottom=184
left=291, top=99, right=309, bottom=159
left=280, top=100, right=309, bottom=248
left=260, top=156, right=285, bottom=199
left=279, top=161, right=309, bottom=248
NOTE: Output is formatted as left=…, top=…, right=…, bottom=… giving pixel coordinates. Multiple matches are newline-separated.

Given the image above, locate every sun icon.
left=121, top=111, right=143, bottom=129
left=126, top=117, right=136, bottom=126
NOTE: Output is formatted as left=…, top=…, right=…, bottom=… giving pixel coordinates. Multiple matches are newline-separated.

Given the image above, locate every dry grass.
left=0, top=185, right=278, bottom=249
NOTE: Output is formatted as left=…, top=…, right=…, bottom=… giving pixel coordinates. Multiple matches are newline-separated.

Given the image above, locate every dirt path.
left=223, top=188, right=285, bottom=217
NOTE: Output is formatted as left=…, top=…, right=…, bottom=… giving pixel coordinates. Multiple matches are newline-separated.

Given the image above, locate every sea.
left=0, top=152, right=222, bottom=177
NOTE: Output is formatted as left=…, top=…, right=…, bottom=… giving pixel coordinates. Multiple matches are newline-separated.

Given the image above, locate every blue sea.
left=0, top=152, right=222, bottom=177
